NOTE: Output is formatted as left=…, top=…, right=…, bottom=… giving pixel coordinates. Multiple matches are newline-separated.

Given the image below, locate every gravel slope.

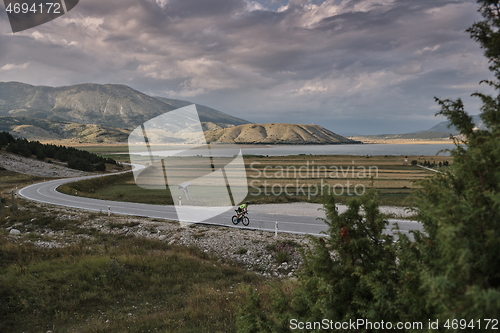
left=0, top=151, right=92, bottom=178
left=5, top=202, right=311, bottom=278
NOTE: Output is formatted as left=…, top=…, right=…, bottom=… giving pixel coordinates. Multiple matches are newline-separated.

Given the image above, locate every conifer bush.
left=237, top=1, right=500, bottom=331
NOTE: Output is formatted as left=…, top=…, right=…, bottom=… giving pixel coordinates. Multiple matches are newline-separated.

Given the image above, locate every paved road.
left=18, top=164, right=424, bottom=237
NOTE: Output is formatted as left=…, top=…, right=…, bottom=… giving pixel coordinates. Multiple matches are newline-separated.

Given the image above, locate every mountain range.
left=0, top=82, right=249, bottom=130
left=3, top=81, right=480, bottom=145
left=0, top=82, right=355, bottom=145
left=350, top=115, right=486, bottom=142
left=427, top=115, right=485, bottom=134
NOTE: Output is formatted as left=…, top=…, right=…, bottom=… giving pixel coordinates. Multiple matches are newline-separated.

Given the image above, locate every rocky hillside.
left=204, top=123, right=358, bottom=144
left=0, top=82, right=250, bottom=130
left=0, top=82, right=360, bottom=145
left=0, top=116, right=130, bottom=144
left=0, top=116, right=359, bottom=145
left=154, top=97, right=249, bottom=128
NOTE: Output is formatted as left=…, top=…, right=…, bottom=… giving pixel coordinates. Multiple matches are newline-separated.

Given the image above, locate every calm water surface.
left=130, top=143, right=455, bottom=157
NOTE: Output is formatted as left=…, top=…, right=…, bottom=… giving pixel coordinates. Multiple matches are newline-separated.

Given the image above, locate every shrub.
left=94, top=162, right=106, bottom=172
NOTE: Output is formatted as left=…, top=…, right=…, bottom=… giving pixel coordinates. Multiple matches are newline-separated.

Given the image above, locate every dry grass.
left=0, top=203, right=272, bottom=333
left=0, top=169, right=43, bottom=195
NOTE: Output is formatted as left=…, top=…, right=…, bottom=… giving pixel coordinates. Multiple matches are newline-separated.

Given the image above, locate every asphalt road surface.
left=18, top=164, right=424, bottom=238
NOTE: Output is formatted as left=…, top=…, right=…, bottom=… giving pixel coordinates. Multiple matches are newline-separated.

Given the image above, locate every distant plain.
left=65, top=149, right=453, bottom=207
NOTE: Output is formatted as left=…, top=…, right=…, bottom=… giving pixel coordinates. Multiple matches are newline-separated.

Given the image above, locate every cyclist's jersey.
left=239, top=203, right=247, bottom=210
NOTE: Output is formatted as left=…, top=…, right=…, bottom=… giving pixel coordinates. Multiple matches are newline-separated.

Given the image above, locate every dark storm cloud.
left=0, top=0, right=490, bottom=133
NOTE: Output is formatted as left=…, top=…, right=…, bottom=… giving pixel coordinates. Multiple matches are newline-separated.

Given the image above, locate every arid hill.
left=204, top=123, right=358, bottom=144
left=0, top=82, right=250, bottom=130
left=0, top=116, right=129, bottom=144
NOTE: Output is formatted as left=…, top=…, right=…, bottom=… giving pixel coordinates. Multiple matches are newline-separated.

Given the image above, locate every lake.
left=129, top=143, right=456, bottom=157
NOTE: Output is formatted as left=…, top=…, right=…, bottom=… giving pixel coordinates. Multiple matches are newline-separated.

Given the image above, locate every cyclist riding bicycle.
left=237, top=201, right=249, bottom=219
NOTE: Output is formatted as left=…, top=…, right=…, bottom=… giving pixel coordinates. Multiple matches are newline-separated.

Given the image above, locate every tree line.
left=419, top=160, right=450, bottom=168
left=0, top=132, right=116, bottom=172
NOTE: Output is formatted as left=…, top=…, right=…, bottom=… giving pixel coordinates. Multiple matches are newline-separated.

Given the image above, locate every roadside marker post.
left=275, top=221, right=278, bottom=237
left=11, top=191, right=16, bottom=215
left=108, top=206, right=110, bottom=216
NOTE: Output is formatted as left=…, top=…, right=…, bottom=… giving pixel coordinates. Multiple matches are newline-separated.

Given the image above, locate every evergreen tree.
left=237, top=191, right=429, bottom=333
left=289, top=191, right=402, bottom=327
left=237, top=2, right=500, bottom=331
left=0, top=132, right=15, bottom=147
left=67, top=157, right=94, bottom=172
left=415, top=0, right=500, bottom=323
left=0, top=136, right=6, bottom=147
left=2, top=132, right=115, bottom=169
left=6, top=142, right=19, bottom=154
left=95, top=162, right=106, bottom=172
left=36, top=147, right=46, bottom=160
left=19, top=145, right=32, bottom=158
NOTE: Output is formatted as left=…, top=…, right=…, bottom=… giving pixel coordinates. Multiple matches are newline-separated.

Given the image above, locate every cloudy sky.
left=0, top=0, right=493, bottom=134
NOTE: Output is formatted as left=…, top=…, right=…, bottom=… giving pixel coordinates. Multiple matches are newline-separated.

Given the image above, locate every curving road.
left=18, top=164, right=424, bottom=237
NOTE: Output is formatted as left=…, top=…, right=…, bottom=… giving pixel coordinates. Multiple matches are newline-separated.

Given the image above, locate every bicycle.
left=232, top=210, right=250, bottom=226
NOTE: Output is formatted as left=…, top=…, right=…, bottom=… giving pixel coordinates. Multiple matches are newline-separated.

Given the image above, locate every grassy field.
left=0, top=169, right=43, bottom=192
left=59, top=172, right=174, bottom=205
left=75, top=146, right=132, bottom=154
left=61, top=152, right=452, bottom=207
left=244, top=154, right=444, bottom=206
left=0, top=166, right=299, bottom=333
left=0, top=151, right=451, bottom=332
left=75, top=145, right=132, bottom=163
left=0, top=201, right=276, bottom=333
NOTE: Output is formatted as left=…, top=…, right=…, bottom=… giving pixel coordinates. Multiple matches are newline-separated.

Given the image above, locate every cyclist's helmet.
left=246, top=201, right=250, bottom=205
